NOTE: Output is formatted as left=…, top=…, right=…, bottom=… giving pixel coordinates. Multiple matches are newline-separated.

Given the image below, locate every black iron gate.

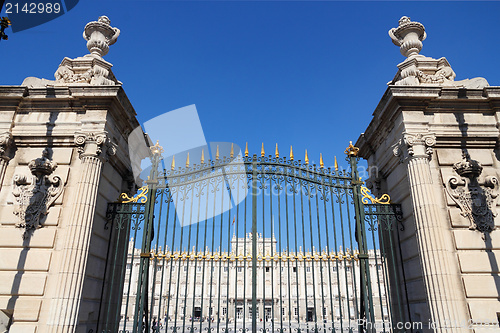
left=101, top=142, right=407, bottom=333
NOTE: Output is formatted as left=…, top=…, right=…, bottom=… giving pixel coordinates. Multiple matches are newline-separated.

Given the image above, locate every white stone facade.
left=357, top=16, right=500, bottom=333
left=120, top=235, right=388, bottom=324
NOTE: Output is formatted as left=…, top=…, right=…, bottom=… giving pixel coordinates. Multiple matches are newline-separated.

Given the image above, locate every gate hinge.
left=357, top=253, right=369, bottom=260
left=140, top=252, right=152, bottom=258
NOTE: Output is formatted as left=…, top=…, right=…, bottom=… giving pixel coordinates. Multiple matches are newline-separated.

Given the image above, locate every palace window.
left=265, top=267, right=270, bottom=273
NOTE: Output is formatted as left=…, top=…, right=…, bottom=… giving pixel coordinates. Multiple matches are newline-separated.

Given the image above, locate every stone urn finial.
left=83, top=15, right=120, bottom=57
left=389, top=16, right=426, bottom=58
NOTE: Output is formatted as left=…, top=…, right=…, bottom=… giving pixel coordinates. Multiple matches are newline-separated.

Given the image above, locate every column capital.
left=0, top=131, right=13, bottom=159
left=74, top=131, right=117, bottom=161
left=393, top=132, right=436, bottom=162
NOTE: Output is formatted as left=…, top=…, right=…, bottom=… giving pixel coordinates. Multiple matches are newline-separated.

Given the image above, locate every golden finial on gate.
left=201, top=149, right=205, bottom=164
left=245, top=142, right=249, bottom=157
left=171, top=155, right=175, bottom=171
left=275, top=143, right=279, bottom=158
left=334, top=156, right=338, bottom=171
left=344, top=141, right=359, bottom=157
left=290, top=145, right=294, bottom=161
left=320, top=153, right=324, bottom=168
left=305, top=149, right=309, bottom=165
left=216, top=145, right=220, bottom=160
left=261, top=143, right=265, bottom=157
left=230, top=143, right=234, bottom=158
left=186, top=152, right=190, bottom=168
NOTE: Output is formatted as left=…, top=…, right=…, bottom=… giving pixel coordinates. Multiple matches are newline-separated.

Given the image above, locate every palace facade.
left=120, top=234, right=388, bottom=324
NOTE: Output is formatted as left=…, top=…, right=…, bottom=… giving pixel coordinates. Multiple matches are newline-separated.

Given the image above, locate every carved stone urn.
left=389, top=16, right=426, bottom=58
left=83, top=16, right=120, bottom=57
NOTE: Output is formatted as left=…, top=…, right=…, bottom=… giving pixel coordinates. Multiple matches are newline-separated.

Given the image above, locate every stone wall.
left=0, top=85, right=140, bottom=333
left=357, top=85, right=500, bottom=332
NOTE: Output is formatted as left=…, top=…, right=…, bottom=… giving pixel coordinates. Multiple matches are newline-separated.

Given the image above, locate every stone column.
left=394, top=132, right=469, bottom=332
left=0, top=132, right=12, bottom=191
left=48, top=131, right=116, bottom=332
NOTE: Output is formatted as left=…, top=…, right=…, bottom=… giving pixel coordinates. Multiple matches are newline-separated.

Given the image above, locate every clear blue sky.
left=2, top=1, right=500, bottom=172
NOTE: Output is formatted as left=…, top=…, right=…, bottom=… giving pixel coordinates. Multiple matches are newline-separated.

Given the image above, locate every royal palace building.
left=120, top=234, right=388, bottom=324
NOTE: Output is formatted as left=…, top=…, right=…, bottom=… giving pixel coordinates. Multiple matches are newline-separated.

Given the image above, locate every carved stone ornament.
left=389, top=16, right=426, bottom=58
left=13, top=149, right=64, bottom=239
left=21, top=15, right=121, bottom=88
left=83, top=16, right=120, bottom=58
left=388, top=16, right=489, bottom=88
left=445, top=154, right=499, bottom=234
left=0, top=131, right=12, bottom=157
left=392, top=132, right=436, bottom=162
left=74, top=131, right=117, bottom=160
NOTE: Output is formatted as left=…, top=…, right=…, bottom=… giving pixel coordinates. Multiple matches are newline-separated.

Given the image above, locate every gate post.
left=132, top=142, right=163, bottom=333
left=346, top=142, right=375, bottom=332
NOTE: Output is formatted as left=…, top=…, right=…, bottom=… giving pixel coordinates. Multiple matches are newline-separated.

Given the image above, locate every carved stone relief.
left=13, top=149, right=64, bottom=239
left=445, top=154, right=499, bottom=234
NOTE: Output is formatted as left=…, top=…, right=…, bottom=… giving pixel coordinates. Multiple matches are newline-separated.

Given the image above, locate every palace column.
left=47, top=131, right=116, bottom=332
left=395, top=132, right=469, bottom=332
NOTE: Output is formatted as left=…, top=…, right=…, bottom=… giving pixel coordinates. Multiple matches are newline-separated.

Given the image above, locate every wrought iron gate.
left=101, top=142, right=407, bottom=333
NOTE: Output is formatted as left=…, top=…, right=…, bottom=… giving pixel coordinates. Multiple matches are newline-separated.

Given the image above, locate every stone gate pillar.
left=0, top=16, right=144, bottom=333
left=357, top=16, right=500, bottom=333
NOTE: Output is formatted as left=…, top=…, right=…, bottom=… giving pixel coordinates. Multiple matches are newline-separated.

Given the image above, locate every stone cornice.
left=357, top=85, right=500, bottom=160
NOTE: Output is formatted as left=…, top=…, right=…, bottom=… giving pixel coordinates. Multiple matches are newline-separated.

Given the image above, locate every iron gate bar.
left=103, top=142, right=408, bottom=333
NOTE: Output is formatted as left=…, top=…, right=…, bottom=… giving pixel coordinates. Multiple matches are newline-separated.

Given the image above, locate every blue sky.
left=3, top=1, right=500, bottom=173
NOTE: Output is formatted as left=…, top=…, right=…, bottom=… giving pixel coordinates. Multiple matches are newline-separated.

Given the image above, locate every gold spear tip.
left=261, top=143, right=265, bottom=158
left=216, top=145, right=220, bottom=160
left=320, top=153, right=324, bottom=168
left=334, top=156, right=338, bottom=171
left=186, top=152, right=190, bottom=168
left=290, top=145, right=294, bottom=160
left=305, top=149, right=309, bottom=164
left=245, top=142, right=249, bottom=157
left=275, top=143, right=279, bottom=158
left=201, top=149, right=205, bottom=164
left=171, top=155, right=175, bottom=171
left=230, top=143, right=234, bottom=158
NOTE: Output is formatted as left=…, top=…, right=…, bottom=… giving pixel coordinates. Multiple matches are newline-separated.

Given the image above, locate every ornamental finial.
left=388, top=16, right=426, bottom=58
left=150, top=140, right=164, bottom=156
left=344, top=141, right=359, bottom=157
left=83, top=16, right=120, bottom=57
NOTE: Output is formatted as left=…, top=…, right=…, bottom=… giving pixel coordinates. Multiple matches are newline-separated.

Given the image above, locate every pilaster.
left=47, top=131, right=116, bottom=332
left=393, top=132, right=470, bottom=332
